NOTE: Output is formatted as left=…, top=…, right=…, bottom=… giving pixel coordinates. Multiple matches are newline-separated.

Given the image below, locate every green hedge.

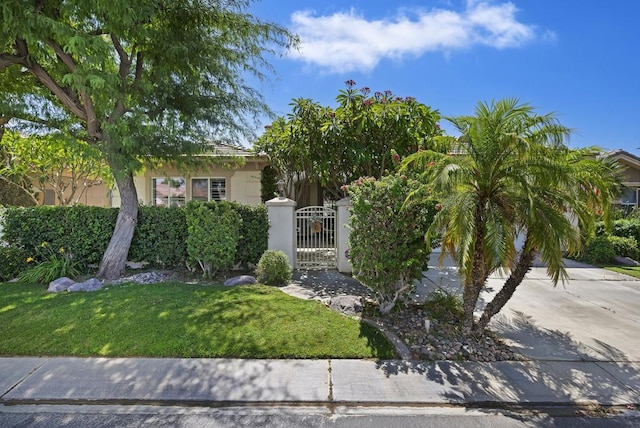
left=1, top=203, right=268, bottom=271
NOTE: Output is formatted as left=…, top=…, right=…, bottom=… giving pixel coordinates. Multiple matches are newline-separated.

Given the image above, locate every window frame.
left=190, top=177, right=227, bottom=202
left=152, top=177, right=187, bottom=207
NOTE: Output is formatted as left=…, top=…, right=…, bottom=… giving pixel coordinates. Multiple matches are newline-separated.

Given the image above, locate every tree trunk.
left=472, top=244, right=536, bottom=335
left=96, top=168, right=138, bottom=280
left=462, top=205, right=487, bottom=335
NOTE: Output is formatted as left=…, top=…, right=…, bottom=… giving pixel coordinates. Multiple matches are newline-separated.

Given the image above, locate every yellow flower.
left=40, top=241, right=48, bottom=248
left=26, top=257, right=34, bottom=263
left=59, top=247, right=65, bottom=254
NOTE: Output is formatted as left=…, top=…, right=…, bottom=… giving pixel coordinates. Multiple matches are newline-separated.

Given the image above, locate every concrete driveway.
left=421, top=252, right=640, bottom=363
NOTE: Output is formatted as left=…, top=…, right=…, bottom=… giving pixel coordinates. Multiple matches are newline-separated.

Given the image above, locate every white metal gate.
left=295, top=206, right=337, bottom=269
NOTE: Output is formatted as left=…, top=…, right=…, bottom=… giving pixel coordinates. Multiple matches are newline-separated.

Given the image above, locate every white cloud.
left=287, top=2, right=545, bottom=73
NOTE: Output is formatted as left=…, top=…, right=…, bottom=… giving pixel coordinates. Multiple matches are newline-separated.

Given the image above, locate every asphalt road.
left=2, top=405, right=639, bottom=427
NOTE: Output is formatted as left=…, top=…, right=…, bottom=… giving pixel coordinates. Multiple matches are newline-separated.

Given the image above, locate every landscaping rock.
left=67, top=278, right=103, bottom=292
left=329, top=295, right=363, bottom=316
left=48, top=277, right=75, bottom=293
left=224, top=275, right=257, bottom=286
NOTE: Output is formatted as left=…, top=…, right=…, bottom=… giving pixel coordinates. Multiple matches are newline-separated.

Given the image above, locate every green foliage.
left=581, top=236, right=616, bottom=265
left=347, top=174, right=437, bottom=314
left=227, top=202, right=269, bottom=268
left=2, top=206, right=117, bottom=267
left=255, top=81, right=442, bottom=201
left=402, top=98, right=622, bottom=335
left=0, top=0, right=296, bottom=278
left=423, top=290, right=464, bottom=323
left=255, top=250, right=293, bottom=286
left=607, top=235, right=639, bottom=260
left=1, top=131, right=110, bottom=206
left=612, top=219, right=640, bottom=244
left=1, top=203, right=264, bottom=271
left=0, top=245, right=30, bottom=282
left=185, top=201, right=241, bottom=277
left=19, top=242, right=80, bottom=284
left=260, top=165, right=279, bottom=202
left=130, top=207, right=187, bottom=267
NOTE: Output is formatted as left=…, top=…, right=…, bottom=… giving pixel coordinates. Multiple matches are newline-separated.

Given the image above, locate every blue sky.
left=248, top=0, right=640, bottom=153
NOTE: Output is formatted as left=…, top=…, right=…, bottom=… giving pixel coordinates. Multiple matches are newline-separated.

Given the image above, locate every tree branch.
left=0, top=53, right=26, bottom=71
left=46, top=39, right=76, bottom=72
left=15, top=39, right=88, bottom=122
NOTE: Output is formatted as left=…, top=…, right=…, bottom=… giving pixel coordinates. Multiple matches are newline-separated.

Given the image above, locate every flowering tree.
left=255, top=80, right=443, bottom=201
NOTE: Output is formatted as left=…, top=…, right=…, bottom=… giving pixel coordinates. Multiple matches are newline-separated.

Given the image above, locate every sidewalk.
left=1, top=357, right=639, bottom=407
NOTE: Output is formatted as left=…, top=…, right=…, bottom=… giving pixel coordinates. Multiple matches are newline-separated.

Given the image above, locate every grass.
left=602, top=265, right=640, bottom=279
left=0, top=281, right=395, bottom=359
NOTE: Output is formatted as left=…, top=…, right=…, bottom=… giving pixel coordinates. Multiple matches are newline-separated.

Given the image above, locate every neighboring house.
left=605, top=149, right=640, bottom=211
left=37, top=143, right=269, bottom=207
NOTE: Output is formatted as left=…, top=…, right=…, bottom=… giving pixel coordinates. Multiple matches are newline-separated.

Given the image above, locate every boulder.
left=67, top=278, right=103, bottom=292
left=329, top=295, right=363, bottom=316
left=48, top=277, right=75, bottom=293
left=224, top=275, right=257, bottom=286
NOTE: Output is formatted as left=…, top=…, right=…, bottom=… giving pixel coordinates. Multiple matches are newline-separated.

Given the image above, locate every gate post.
left=336, top=197, right=352, bottom=273
left=266, top=196, right=297, bottom=269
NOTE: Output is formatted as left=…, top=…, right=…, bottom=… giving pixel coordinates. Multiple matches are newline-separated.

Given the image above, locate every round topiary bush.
left=255, top=250, right=292, bottom=286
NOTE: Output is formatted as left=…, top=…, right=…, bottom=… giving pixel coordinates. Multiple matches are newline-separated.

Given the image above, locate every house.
left=37, top=143, right=270, bottom=207
left=605, top=149, right=640, bottom=210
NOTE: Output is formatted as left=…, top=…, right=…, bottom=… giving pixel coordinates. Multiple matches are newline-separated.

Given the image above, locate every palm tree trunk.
left=472, top=244, right=537, bottom=335
left=462, top=205, right=487, bottom=335
left=96, top=167, right=138, bottom=280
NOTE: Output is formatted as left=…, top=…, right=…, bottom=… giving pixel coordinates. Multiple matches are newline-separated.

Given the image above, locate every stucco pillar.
left=336, top=197, right=352, bottom=273
left=266, top=196, right=297, bottom=269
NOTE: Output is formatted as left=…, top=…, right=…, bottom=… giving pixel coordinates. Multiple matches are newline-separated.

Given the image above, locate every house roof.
left=200, top=142, right=264, bottom=158
left=604, top=149, right=640, bottom=169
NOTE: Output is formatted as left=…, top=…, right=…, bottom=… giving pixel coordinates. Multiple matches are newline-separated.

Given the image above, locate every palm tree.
left=403, top=98, right=621, bottom=336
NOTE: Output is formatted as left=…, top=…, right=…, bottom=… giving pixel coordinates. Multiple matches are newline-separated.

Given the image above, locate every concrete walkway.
left=1, top=357, right=639, bottom=408
left=1, top=254, right=639, bottom=411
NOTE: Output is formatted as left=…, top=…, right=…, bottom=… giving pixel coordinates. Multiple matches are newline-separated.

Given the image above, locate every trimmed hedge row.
left=1, top=203, right=268, bottom=276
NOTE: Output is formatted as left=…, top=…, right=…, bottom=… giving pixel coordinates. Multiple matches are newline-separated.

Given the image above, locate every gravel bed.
left=368, top=303, right=524, bottom=362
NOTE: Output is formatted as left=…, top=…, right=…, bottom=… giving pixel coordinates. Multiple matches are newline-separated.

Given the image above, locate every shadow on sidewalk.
left=372, top=315, right=640, bottom=423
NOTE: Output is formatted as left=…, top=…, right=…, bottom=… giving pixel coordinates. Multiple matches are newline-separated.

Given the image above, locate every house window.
left=152, top=177, right=186, bottom=207
left=191, top=178, right=227, bottom=202
left=620, top=187, right=638, bottom=208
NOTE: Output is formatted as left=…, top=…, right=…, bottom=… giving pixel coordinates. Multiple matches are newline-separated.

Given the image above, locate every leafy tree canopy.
left=0, top=0, right=296, bottom=278
left=255, top=80, right=444, bottom=201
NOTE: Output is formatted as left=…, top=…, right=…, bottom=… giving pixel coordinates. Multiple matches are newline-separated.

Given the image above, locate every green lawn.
left=0, top=281, right=395, bottom=359
left=602, top=265, right=640, bottom=279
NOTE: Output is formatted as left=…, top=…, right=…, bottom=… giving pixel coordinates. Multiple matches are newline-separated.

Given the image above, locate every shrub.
left=18, top=242, right=80, bottom=284
left=0, top=245, right=30, bottom=282
left=612, top=219, right=640, bottom=244
left=608, top=235, right=639, bottom=260
left=580, top=236, right=616, bottom=265
left=130, top=206, right=188, bottom=266
left=255, top=250, right=292, bottom=286
left=227, top=202, right=268, bottom=269
left=185, top=201, right=241, bottom=277
left=346, top=174, right=437, bottom=314
left=2, top=203, right=264, bottom=270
